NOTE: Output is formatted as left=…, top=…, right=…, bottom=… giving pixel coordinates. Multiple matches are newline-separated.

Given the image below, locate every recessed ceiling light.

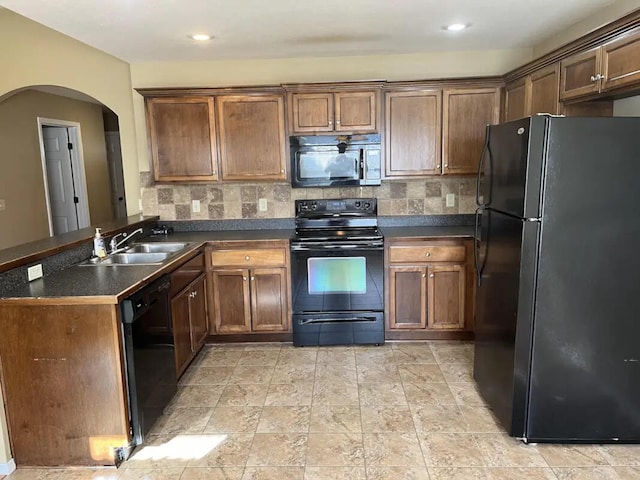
left=445, top=23, right=468, bottom=32
left=190, top=34, right=211, bottom=41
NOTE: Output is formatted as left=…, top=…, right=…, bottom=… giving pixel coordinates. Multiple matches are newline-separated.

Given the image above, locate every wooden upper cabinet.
left=288, top=90, right=378, bottom=134
left=601, top=28, right=640, bottom=92
left=504, top=78, right=528, bottom=122
left=442, top=88, right=500, bottom=175
left=560, top=28, right=640, bottom=101
left=216, top=95, right=287, bottom=181
left=529, top=64, right=560, bottom=115
left=290, top=93, right=334, bottom=132
left=334, top=91, right=377, bottom=132
left=146, top=97, right=218, bottom=182
left=385, top=90, right=442, bottom=177
left=560, top=48, right=601, bottom=101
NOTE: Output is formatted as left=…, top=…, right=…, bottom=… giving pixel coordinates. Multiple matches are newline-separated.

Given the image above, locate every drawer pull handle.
left=245, top=256, right=250, bottom=261
left=425, top=252, right=431, bottom=257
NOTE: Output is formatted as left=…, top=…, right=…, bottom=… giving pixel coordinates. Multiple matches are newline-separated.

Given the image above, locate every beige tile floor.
left=4, top=342, right=640, bottom=480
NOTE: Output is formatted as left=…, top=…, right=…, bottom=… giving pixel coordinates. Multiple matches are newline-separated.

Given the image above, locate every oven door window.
left=298, top=150, right=360, bottom=181
left=308, top=257, right=366, bottom=294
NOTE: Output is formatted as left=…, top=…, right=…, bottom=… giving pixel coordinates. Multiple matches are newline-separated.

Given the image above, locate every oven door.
left=290, top=243, right=384, bottom=314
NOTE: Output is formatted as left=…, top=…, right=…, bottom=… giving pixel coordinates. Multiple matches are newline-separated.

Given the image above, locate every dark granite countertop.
left=0, top=216, right=476, bottom=303
left=381, top=225, right=474, bottom=238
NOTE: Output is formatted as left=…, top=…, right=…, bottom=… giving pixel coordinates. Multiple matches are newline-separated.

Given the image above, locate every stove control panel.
left=296, top=198, right=377, bottom=215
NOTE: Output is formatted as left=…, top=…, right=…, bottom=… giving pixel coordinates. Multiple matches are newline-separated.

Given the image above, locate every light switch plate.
left=28, top=264, right=43, bottom=281
left=191, top=200, right=201, bottom=213
left=258, top=198, right=268, bottom=211
left=446, top=193, right=456, bottom=207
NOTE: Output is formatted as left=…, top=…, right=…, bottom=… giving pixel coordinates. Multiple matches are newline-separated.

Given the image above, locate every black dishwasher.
left=121, top=275, right=176, bottom=446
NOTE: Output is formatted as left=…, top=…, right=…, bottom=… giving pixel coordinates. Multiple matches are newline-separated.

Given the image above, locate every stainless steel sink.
left=124, top=242, right=187, bottom=254
left=80, top=252, right=170, bottom=266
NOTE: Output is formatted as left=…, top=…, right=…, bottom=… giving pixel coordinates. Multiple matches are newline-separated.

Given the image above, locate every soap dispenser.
left=93, top=228, right=107, bottom=259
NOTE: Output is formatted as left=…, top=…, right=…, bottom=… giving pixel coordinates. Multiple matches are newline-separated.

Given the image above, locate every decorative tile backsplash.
left=140, top=172, right=477, bottom=220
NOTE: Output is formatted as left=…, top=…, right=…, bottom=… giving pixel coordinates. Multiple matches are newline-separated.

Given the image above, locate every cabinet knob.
left=281, top=169, right=285, bottom=173
left=243, top=276, right=247, bottom=281
left=429, top=273, right=435, bottom=278
left=212, top=171, right=217, bottom=175
left=336, top=120, right=340, bottom=125
left=328, top=120, right=333, bottom=126
left=444, top=164, right=448, bottom=168
left=251, top=276, right=255, bottom=281
left=422, top=273, right=426, bottom=278
left=436, top=164, right=441, bottom=169
left=590, top=75, right=597, bottom=82
left=245, top=255, right=250, bottom=261
left=189, top=291, right=197, bottom=298
left=425, top=252, right=431, bottom=257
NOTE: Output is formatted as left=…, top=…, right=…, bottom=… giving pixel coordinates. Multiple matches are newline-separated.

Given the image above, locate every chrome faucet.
left=109, top=228, right=144, bottom=253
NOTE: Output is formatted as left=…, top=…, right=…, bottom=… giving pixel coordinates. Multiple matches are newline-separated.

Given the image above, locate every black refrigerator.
left=474, top=115, right=640, bottom=443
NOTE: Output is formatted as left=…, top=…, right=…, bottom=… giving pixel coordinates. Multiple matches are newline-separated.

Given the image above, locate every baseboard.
left=0, top=457, right=16, bottom=475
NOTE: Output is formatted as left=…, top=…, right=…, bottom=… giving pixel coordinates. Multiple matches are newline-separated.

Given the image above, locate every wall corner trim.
left=0, top=457, right=16, bottom=475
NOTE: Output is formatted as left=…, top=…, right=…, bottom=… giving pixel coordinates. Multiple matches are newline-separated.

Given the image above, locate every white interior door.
left=42, top=126, right=79, bottom=234
left=105, top=131, right=127, bottom=218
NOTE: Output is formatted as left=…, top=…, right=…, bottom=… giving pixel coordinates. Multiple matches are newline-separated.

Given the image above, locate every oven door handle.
left=291, top=243, right=382, bottom=251
left=299, top=316, right=379, bottom=325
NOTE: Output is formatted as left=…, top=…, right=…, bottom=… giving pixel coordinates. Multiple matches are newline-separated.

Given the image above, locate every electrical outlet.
left=0, top=199, right=5, bottom=211
left=258, top=198, right=268, bottom=212
left=446, top=193, right=456, bottom=207
left=27, top=264, right=43, bottom=281
left=191, top=200, right=201, bottom=213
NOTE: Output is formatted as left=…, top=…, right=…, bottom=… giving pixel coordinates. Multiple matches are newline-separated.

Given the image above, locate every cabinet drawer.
left=210, top=248, right=286, bottom=267
left=170, top=253, right=205, bottom=297
left=388, top=245, right=466, bottom=263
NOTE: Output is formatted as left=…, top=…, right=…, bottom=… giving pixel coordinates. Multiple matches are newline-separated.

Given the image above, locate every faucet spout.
left=109, top=228, right=144, bottom=253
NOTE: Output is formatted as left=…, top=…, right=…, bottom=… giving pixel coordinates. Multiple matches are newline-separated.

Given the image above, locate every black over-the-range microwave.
left=290, top=134, right=381, bottom=188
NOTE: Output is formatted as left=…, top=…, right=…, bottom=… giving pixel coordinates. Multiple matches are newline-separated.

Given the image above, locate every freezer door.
left=526, top=117, right=640, bottom=442
left=474, top=209, right=540, bottom=437
left=477, top=117, right=546, bottom=219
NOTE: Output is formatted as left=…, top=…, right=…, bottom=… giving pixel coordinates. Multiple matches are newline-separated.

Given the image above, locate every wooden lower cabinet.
left=172, top=273, right=208, bottom=377
left=0, top=304, right=130, bottom=466
left=171, top=253, right=208, bottom=377
left=386, top=238, right=474, bottom=339
left=208, top=240, right=291, bottom=335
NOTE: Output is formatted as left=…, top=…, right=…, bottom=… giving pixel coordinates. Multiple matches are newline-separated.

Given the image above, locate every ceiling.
left=0, top=0, right=619, bottom=63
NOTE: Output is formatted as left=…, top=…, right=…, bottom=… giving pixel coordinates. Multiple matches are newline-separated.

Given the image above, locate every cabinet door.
left=334, top=91, right=377, bottom=132
left=388, top=266, right=427, bottom=329
left=560, top=48, right=601, bottom=101
left=217, top=95, right=287, bottom=181
left=189, top=274, right=208, bottom=351
left=146, top=97, right=218, bottom=181
left=385, top=90, right=442, bottom=177
left=442, top=88, right=500, bottom=175
left=171, top=288, right=193, bottom=376
left=529, top=64, right=560, bottom=115
left=250, top=268, right=289, bottom=332
left=427, top=265, right=465, bottom=330
left=504, top=78, right=529, bottom=122
left=601, top=28, right=640, bottom=92
left=212, top=269, right=252, bottom=333
left=290, top=93, right=334, bottom=133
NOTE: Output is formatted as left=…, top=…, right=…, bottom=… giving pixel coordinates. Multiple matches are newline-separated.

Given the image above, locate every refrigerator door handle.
left=474, top=207, right=482, bottom=286
left=476, top=125, right=492, bottom=207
